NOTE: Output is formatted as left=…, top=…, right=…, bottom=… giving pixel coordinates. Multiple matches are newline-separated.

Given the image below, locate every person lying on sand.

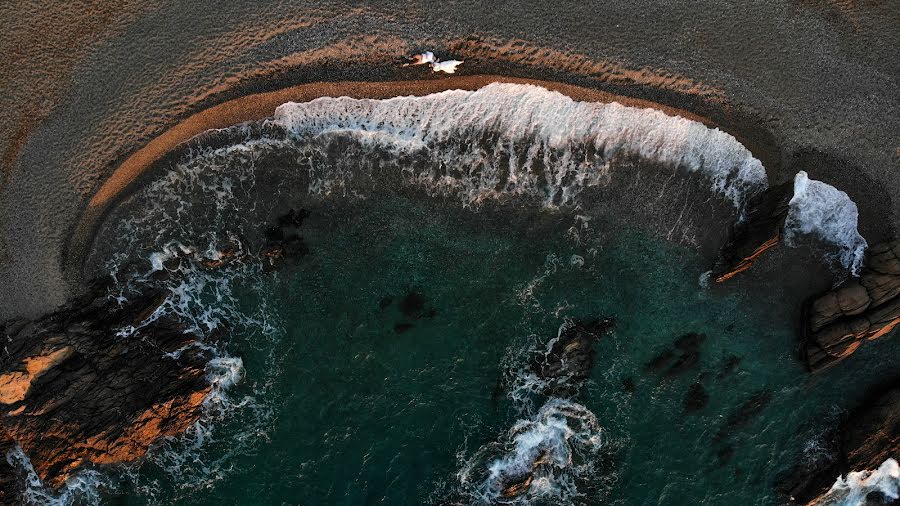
left=401, top=51, right=463, bottom=73
left=402, top=51, right=436, bottom=66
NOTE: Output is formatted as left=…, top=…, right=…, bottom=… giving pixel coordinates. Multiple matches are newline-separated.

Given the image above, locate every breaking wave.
left=810, top=458, right=900, bottom=506
left=454, top=398, right=604, bottom=505
left=785, top=171, right=868, bottom=275
left=46, top=81, right=875, bottom=505
left=271, top=83, right=767, bottom=209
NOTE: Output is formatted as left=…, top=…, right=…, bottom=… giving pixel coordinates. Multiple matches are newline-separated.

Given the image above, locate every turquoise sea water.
left=83, top=187, right=895, bottom=506
left=54, top=88, right=894, bottom=505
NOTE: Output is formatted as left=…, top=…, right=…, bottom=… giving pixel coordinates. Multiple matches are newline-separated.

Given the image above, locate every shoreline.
left=65, top=74, right=765, bottom=281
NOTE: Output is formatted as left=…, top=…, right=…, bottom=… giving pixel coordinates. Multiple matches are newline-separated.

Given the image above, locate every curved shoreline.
left=65, top=75, right=739, bottom=280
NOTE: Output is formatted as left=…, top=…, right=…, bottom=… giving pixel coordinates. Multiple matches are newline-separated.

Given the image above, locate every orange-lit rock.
left=0, top=281, right=212, bottom=492
left=802, top=240, right=900, bottom=372
left=712, top=181, right=794, bottom=283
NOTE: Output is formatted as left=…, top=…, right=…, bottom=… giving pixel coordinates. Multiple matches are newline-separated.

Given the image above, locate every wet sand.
left=67, top=75, right=722, bottom=278
left=1, top=1, right=897, bottom=320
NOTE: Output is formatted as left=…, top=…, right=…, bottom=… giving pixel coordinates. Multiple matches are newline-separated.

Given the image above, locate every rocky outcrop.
left=802, top=240, right=900, bottom=372
left=782, top=380, right=900, bottom=504
left=492, top=318, right=614, bottom=498
left=528, top=318, right=616, bottom=397
left=0, top=281, right=212, bottom=494
left=712, top=181, right=794, bottom=282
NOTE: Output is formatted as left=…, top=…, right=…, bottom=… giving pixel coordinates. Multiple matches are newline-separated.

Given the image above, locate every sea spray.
left=455, top=398, right=604, bottom=505
left=784, top=171, right=868, bottom=275
left=6, top=446, right=109, bottom=506
left=272, top=83, right=768, bottom=209
left=810, top=458, right=900, bottom=506
left=71, top=82, right=880, bottom=505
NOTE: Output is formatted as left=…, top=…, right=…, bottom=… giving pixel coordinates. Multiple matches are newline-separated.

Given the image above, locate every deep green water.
left=85, top=189, right=898, bottom=506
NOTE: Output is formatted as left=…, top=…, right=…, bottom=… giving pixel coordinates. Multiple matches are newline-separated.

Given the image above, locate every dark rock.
left=717, top=445, right=735, bottom=466
left=644, top=349, right=676, bottom=373
left=675, top=332, right=705, bottom=352
left=398, top=291, right=427, bottom=319
left=683, top=382, right=709, bottom=413
left=258, top=209, right=310, bottom=271
left=394, top=322, right=414, bottom=334
left=802, top=240, right=900, bottom=372
left=781, top=380, right=900, bottom=504
left=665, top=352, right=701, bottom=378
left=621, top=377, right=636, bottom=393
left=500, top=472, right=534, bottom=498
left=0, top=279, right=212, bottom=491
left=378, top=296, right=393, bottom=311
left=277, top=208, right=309, bottom=228
left=0, top=440, right=24, bottom=503
left=529, top=318, right=616, bottom=397
left=712, top=180, right=794, bottom=282
left=646, top=333, right=706, bottom=379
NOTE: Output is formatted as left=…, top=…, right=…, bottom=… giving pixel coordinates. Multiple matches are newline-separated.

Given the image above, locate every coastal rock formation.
left=711, top=181, right=794, bottom=282
left=0, top=281, right=212, bottom=493
left=782, top=380, right=900, bottom=504
left=802, top=240, right=900, bottom=371
left=489, top=318, right=614, bottom=498
left=528, top=318, right=616, bottom=397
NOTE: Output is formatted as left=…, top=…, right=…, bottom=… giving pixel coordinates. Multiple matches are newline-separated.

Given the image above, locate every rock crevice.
left=0, top=281, right=213, bottom=501
left=802, top=240, right=900, bottom=372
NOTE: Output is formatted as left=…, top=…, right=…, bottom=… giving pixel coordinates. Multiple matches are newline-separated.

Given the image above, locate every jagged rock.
left=781, top=380, right=900, bottom=504
left=500, top=473, right=534, bottom=498
left=0, top=441, right=23, bottom=503
left=0, top=281, right=212, bottom=492
left=498, top=450, right=552, bottom=498
left=529, top=318, right=616, bottom=397
left=802, top=240, right=900, bottom=372
left=868, top=241, right=900, bottom=275
left=712, top=181, right=794, bottom=282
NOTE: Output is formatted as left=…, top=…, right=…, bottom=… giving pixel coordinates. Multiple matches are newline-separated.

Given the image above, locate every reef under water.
left=2, top=84, right=896, bottom=505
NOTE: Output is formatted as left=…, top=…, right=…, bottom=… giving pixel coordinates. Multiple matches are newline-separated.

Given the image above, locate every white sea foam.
left=73, top=82, right=872, bottom=503
left=456, top=398, right=604, bottom=505
left=785, top=171, right=868, bottom=275
left=6, top=446, right=110, bottom=506
left=810, top=458, right=900, bottom=506
left=269, top=83, right=867, bottom=274
left=271, top=83, right=768, bottom=209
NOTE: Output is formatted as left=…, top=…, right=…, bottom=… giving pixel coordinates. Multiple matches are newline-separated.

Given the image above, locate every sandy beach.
left=1, top=0, right=897, bottom=320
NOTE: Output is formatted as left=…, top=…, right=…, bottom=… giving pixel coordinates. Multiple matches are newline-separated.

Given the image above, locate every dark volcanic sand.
left=0, top=0, right=898, bottom=320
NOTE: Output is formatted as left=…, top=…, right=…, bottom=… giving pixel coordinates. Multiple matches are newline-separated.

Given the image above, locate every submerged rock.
left=683, top=382, right=709, bottom=413
left=0, top=281, right=212, bottom=493
left=712, top=180, right=794, bottom=282
left=802, top=240, right=900, bottom=372
left=529, top=318, right=616, bottom=397
left=260, top=208, right=310, bottom=271
left=714, top=390, right=772, bottom=443
left=781, top=380, right=900, bottom=504
left=644, top=332, right=706, bottom=379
